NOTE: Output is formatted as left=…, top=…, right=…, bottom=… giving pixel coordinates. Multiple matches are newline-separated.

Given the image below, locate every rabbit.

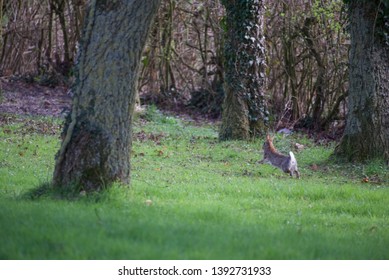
left=259, top=135, right=300, bottom=178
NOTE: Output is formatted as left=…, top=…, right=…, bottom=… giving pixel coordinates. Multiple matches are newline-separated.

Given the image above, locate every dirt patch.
left=0, top=78, right=71, bottom=117
left=0, top=78, right=220, bottom=131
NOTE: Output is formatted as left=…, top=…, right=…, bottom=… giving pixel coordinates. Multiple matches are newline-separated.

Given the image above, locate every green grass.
left=0, top=111, right=388, bottom=259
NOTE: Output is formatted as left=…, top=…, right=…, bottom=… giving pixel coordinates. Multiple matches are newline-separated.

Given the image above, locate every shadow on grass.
left=300, top=149, right=389, bottom=186
left=23, top=182, right=119, bottom=203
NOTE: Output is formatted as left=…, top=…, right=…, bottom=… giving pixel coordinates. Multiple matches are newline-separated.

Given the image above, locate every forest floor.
left=0, top=79, right=215, bottom=125
left=0, top=79, right=71, bottom=117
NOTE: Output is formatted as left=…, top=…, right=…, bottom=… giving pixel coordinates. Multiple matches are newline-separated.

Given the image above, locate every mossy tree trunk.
left=219, top=0, right=268, bottom=141
left=53, top=0, right=161, bottom=191
left=335, top=1, right=389, bottom=161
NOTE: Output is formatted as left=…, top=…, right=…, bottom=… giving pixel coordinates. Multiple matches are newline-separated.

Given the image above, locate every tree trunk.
left=219, top=85, right=250, bottom=140
left=53, top=0, right=161, bottom=191
left=335, top=1, right=389, bottom=161
left=219, top=0, right=268, bottom=141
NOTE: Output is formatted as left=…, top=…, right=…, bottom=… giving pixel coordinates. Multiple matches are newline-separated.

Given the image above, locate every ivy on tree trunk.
left=219, top=0, right=268, bottom=141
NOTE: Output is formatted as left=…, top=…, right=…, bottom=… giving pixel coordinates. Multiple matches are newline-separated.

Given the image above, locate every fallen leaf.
left=295, top=143, right=305, bottom=151
left=310, top=164, right=318, bottom=171
left=362, top=177, right=369, bottom=183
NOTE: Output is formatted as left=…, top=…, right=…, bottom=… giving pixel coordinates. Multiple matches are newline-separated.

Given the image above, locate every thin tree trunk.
left=301, top=17, right=326, bottom=130
left=335, top=1, right=389, bottom=161
left=53, top=0, right=161, bottom=190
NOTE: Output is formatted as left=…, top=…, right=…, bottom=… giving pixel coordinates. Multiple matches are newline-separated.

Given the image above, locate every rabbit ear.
left=266, top=134, right=273, bottom=141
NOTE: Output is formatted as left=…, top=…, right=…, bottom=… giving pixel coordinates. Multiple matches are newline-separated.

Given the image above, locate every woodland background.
left=1, top=1, right=389, bottom=261
left=0, top=0, right=348, bottom=136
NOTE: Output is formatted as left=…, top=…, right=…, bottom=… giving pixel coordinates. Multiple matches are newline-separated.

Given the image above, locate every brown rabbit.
left=259, top=135, right=300, bottom=178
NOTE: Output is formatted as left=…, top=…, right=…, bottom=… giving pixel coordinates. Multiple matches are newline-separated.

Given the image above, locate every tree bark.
left=53, top=0, right=161, bottom=190
left=219, top=0, right=268, bottom=141
left=335, top=1, right=389, bottom=161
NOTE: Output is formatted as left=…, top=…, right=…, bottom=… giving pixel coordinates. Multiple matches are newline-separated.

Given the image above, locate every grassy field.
left=0, top=109, right=388, bottom=259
